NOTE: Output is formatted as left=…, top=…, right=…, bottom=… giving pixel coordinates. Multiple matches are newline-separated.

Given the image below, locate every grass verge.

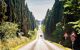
left=47, top=40, right=72, bottom=50
left=11, top=34, right=36, bottom=50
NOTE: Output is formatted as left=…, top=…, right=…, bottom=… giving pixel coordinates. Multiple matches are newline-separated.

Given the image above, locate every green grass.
left=53, top=42, right=72, bottom=50
left=47, top=41, right=72, bottom=50
left=11, top=39, right=34, bottom=50
left=11, top=29, right=37, bottom=50
left=11, top=34, right=36, bottom=50
left=11, top=41, right=28, bottom=50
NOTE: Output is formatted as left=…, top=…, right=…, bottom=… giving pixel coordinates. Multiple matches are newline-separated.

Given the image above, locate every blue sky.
left=25, top=0, right=55, bottom=21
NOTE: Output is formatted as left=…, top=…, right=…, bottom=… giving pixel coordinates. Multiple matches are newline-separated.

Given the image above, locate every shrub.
left=0, top=37, right=28, bottom=50
left=52, top=22, right=63, bottom=42
left=0, top=22, right=19, bottom=39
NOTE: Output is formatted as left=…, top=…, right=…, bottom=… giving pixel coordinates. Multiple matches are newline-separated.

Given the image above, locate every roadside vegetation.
left=47, top=40, right=72, bottom=50
left=53, top=42, right=72, bottom=50
left=0, top=22, right=37, bottom=50
left=42, top=0, right=80, bottom=49
left=0, top=0, right=37, bottom=50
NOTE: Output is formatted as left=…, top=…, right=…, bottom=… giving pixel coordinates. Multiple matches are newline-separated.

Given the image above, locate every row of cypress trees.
left=42, top=0, right=80, bottom=48
left=42, top=0, right=64, bottom=39
left=0, top=0, right=36, bottom=37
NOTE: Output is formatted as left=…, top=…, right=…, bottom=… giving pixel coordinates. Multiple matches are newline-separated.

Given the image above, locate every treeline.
left=0, top=0, right=36, bottom=49
left=42, top=0, right=80, bottom=49
left=0, top=0, right=36, bottom=37
left=42, top=0, right=64, bottom=41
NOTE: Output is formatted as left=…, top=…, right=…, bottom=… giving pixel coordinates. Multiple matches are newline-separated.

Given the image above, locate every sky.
left=25, top=0, right=55, bottom=21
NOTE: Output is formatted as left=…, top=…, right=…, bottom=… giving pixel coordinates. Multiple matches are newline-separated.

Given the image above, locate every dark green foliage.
left=62, top=0, right=80, bottom=48
left=42, top=0, right=64, bottom=40
left=42, top=0, right=80, bottom=48
left=0, top=22, right=19, bottom=39
left=0, top=0, right=36, bottom=38
left=64, top=0, right=80, bottom=23
left=52, top=22, right=63, bottom=42
left=68, top=20, right=80, bottom=34
left=63, top=0, right=80, bottom=33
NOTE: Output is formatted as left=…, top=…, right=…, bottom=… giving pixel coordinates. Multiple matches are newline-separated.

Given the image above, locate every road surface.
left=19, top=25, right=64, bottom=50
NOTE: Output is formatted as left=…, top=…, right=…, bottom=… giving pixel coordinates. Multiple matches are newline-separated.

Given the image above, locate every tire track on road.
left=44, top=40, right=55, bottom=50
left=19, top=40, right=37, bottom=50
left=29, top=41, right=37, bottom=50
left=44, top=40, right=64, bottom=50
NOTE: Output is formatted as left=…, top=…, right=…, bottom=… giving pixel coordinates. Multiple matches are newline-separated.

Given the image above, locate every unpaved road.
left=19, top=38, right=64, bottom=50
left=19, top=25, right=64, bottom=50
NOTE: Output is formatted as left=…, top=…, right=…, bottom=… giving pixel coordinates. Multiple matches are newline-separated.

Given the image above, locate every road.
left=19, top=25, right=64, bottom=50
